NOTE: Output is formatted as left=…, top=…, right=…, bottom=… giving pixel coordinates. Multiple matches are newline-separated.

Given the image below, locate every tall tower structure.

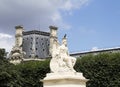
left=49, top=26, right=58, bottom=55
left=15, top=25, right=23, bottom=47
left=9, top=25, right=51, bottom=64
left=9, top=25, right=24, bottom=64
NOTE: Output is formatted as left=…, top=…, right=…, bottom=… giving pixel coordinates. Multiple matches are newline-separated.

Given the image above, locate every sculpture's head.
left=62, top=34, right=67, bottom=46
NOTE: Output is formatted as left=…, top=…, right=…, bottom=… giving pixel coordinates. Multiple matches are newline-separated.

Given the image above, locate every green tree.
left=15, top=59, right=50, bottom=87
left=0, top=49, right=23, bottom=87
left=1, top=48, right=120, bottom=87
left=75, top=53, right=120, bottom=87
left=0, top=48, right=6, bottom=58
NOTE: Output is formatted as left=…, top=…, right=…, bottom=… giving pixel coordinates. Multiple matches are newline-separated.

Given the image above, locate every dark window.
left=43, top=49, right=45, bottom=51
left=36, top=42, right=38, bottom=44
left=30, top=48, right=32, bottom=50
left=29, top=55, right=31, bottom=57
left=41, top=38, right=43, bottom=40
left=35, top=55, right=38, bottom=58
left=36, top=48, right=37, bottom=50
left=31, top=42, right=32, bottom=44
left=31, top=37, right=33, bottom=39
left=42, top=43, right=44, bottom=45
left=27, top=38, right=28, bottom=40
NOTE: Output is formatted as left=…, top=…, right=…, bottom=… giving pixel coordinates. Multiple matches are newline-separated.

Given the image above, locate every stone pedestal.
left=42, top=72, right=88, bottom=87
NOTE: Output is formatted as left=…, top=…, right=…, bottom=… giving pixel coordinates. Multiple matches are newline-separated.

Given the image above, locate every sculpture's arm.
left=66, top=48, right=70, bottom=56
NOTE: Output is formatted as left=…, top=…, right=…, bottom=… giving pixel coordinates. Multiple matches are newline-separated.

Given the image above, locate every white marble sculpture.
left=43, top=26, right=87, bottom=87
left=50, top=34, right=76, bottom=73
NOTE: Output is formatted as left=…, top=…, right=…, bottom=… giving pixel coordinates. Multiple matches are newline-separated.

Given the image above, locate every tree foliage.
left=0, top=48, right=50, bottom=87
left=0, top=58, right=50, bottom=87
left=0, top=48, right=6, bottom=58
left=15, top=60, right=50, bottom=87
left=75, top=52, right=120, bottom=87
left=0, top=49, right=23, bottom=87
left=0, top=49, right=120, bottom=87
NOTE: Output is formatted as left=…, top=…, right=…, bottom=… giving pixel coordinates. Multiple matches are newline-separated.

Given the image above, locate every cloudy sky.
left=0, top=0, right=120, bottom=53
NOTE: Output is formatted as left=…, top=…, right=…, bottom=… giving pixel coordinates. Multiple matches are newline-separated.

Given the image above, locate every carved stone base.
left=9, top=59, right=22, bottom=65
left=42, top=72, right=88, bottom=87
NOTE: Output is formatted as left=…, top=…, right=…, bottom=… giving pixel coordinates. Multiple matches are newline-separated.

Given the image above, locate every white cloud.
left=62, top=0, right=73, bottom=11
left=0, top=33, right=14, bottom=52
left=60, top=0, right=89, bottom=11
left=0, top=33, right=12, bottom=39
left=0, top=0, right=90, bottom=51
left=0, top=0, right=90, bottom=32
left=52, top=12, right=62, bottom=23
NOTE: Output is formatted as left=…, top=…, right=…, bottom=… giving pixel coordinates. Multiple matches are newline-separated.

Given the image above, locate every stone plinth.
left=42, top=72, right=88, bottom=87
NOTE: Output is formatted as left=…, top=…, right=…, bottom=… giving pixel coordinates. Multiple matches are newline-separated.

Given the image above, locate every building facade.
left=9, top=25, right=53, bottom=64
left=22, top=30, right=50, bottom=59
left=70, top=47, right=120, bottom=58
left=9, top=25, right=120, bottom=64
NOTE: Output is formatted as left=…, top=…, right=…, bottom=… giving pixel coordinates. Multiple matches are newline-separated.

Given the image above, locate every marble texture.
left=43, top=72, right=87, bottom=87
left=50, top=33, right=76, bottom=73
left=42, top=26, right=88, bottom=87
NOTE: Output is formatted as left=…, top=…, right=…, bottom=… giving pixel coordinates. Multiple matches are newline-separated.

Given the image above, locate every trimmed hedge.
left=0, top=51, right=120, bottom=87
left=75, top=53, right=120, bottom=87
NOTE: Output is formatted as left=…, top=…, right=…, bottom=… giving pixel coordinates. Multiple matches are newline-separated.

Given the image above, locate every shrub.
left=75, top=53, right=120, bottom=87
